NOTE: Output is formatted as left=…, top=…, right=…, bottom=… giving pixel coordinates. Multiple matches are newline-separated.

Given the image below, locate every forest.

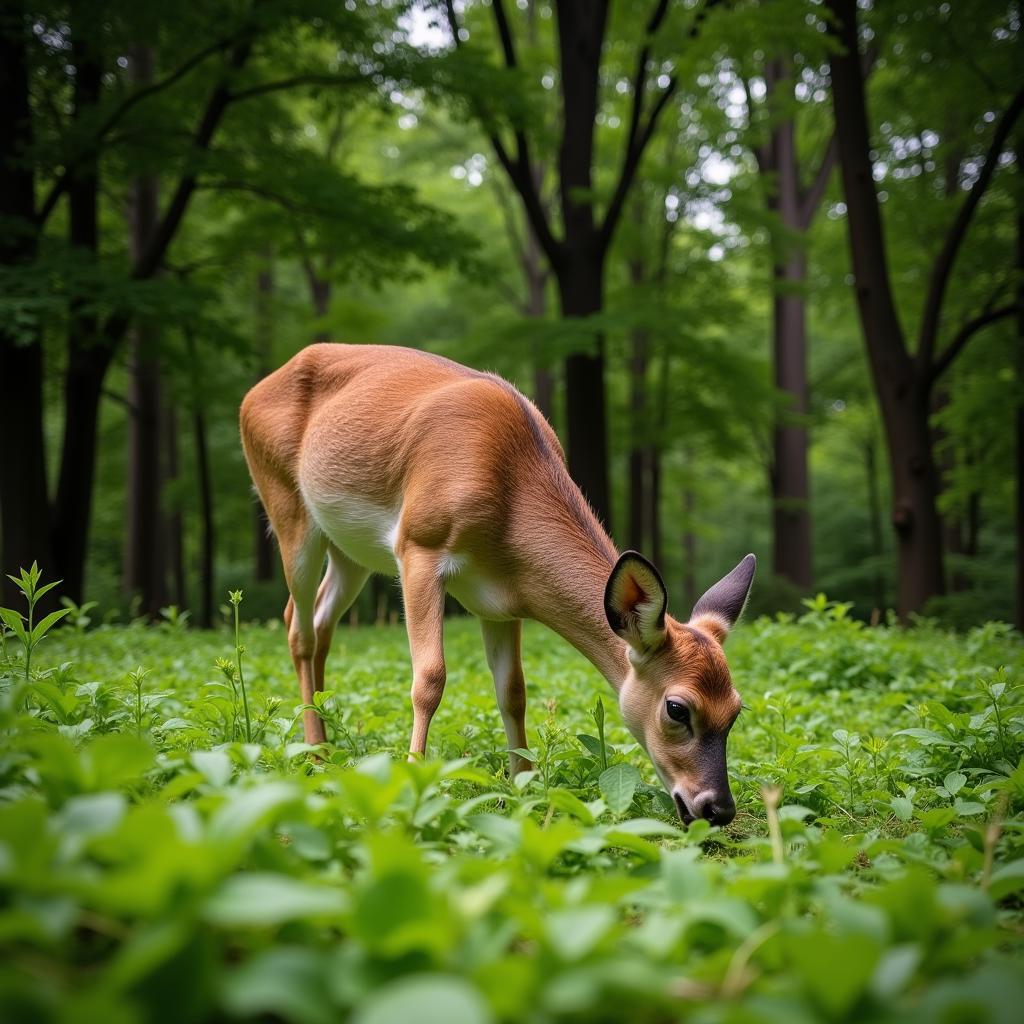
left=1, top=0, right=1021, bottom=627
left=2, top=1, right=1024, bottom=1023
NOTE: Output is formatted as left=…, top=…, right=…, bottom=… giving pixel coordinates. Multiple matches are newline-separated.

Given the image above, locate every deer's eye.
left=666, top=700, right=691, bottom=726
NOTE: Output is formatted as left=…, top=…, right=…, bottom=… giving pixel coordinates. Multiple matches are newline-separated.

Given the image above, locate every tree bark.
left=1017, top=203, right=1024, bottom=631
left=122, top=45, right=168, bottom=618
left=864, top=433, right=887, bottom=614
left=0, top=2, right=52, bottom=601
left=628, top=255, right=649, bottom=554
left=827, top=0, right=945, bottom=617
left=762, top=58, right=815, bottom=592
left=193, top=402, right=215, bottom=629
left=51, top=2, right=105, bottom=604
left=164, top=403, right=186, bottom=608
left=554, top=2, right=611, bottom=528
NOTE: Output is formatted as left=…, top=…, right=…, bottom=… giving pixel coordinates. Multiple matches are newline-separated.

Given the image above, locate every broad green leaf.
left=205, top=873, right=347, bottom=927
left=599, top=763, right=641, bottom=816
left=353, top=975, right=492, bottom=1024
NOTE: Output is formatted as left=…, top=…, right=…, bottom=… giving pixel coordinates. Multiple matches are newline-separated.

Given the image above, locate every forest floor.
left=1, top=600, right=1023, bottom=1023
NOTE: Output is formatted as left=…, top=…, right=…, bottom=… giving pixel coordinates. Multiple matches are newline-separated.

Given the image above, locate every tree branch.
left=227, top=72, right=365, bottom=102
left=799, top=130, right=837, bottom=228
left=36, top=36, right=237, bottom=226
left=930, top=302, right=1019, bottom=384
left=917, top=85, right=1024, bottom=372
left=443, top=0, right=563, bottom=269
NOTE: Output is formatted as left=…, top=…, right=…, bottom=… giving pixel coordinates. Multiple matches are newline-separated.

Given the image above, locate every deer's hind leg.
left=311, top=544, right=370, bottom=696
left=256, top=474, right=329, bottom=745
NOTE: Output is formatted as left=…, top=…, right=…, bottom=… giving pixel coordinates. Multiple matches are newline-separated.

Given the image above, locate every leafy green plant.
left=0, top=563, right=71, bottom=680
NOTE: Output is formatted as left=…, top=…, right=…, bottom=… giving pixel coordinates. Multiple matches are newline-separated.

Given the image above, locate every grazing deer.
left=240, top=344, right=755, bottom=825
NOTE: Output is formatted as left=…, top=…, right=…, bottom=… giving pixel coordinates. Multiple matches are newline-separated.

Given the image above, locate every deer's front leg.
left=480, top=618, right=531, bottom=777
left=399, top=545, right=447, bottom=759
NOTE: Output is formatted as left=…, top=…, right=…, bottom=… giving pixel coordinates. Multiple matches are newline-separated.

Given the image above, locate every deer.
left=240, top=343, right=755, bottom=826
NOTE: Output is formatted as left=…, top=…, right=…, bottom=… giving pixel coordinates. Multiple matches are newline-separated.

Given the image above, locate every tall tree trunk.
left=555, top=2, right=611, bottom=531
left=164, top=404, right=186, bottom=608
left=51, top=2, right=105, bottom=603
left=682, top=459, right=697, bottom=611
left=765, top=59, right=813, bottom=592
left=123, top=45, right=167, bottom=618
left=628, top=255, right=649, bottom=554
left=254, top=254, right=276, bottom=581
left=827, top=0, right=945, bottom=617
left=864, top=433, right=887, bottom=614
left=557, top=259, right=610, bottom=527
left=308, top=271, right=331, bottom=342
left=0, top=2, right=52, bottom=600
left=193, top=402, right=215, bottom=629
left=1016, top=202, right=1024, bottom=631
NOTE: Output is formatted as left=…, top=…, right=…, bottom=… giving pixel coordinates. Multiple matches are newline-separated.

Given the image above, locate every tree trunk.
left=864, top=433, right=887, bottom=614
left=682, top=469, right=697, bottom=611
left=0, top=1, right=51, bottom=600
left=827, top=0, right=945, bottom=617
left=309, top=272, right=331, bottom=342
left=765, top=59, right=813, bottom=592
left=1016, top=203, right=1024, bottom=631
left=628, top=257, right=649, bottom=553
left=164, top=404, right=186, bottom=608
left=771, top=248, right=813, bottom=591
left=557, top=258, right=610, bottom=528
left=555, top=2, right=611, bottom=532
left=51, top=4, right=105, bottom=604
left=193, top=402, right=215, bottom=629
left=122, top=46, right=167, bottom=618
left=254, top=255, right=276, bottom=581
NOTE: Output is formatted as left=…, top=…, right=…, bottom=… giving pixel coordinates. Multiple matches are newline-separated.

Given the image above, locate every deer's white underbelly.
left=302, top=488, right=516, bottom=620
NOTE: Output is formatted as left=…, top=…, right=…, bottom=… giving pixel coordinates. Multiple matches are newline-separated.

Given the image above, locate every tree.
left=825, top=0, right=1023, bottom=616
left=442, top=0, right=713, bottom=530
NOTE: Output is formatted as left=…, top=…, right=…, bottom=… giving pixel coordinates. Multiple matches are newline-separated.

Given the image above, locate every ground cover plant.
left=2, top=575, right=1023, bottom=1023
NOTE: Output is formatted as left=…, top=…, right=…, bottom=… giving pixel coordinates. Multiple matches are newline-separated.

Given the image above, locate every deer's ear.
left=689, top=553, right=756, bottom=643
left=605, top=551, right=668, bottom=655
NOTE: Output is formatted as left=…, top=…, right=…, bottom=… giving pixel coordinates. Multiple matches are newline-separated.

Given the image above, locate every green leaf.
left=204, top=873, right=347, bottom=927
left=545, top=905, right=616, bottom=960
left=191, top=749, right=233, bottom=787
left=352, top=975, right=492, bottom=1024
left=943, top=771, right=967, bottom=796
left=598, top=763, right=641, bottom=816
left=788, top=930, right=882, bottom=1015
left=988, top=859, right=1024, bottom=901
left=0, top=606, right=28, bottom=643
left=30, top=607, right=72, bottom=644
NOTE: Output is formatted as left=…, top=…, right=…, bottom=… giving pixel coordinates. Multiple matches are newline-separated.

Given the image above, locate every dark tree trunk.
left=628, top=260, right=649, bottom=554
left=1017, top=204, right=1024, bottom=631
left=122, top=46, right=168, bottom=618
left=764, top=59, right=813, bottom=592
left=254, top=255, right=276, bottom=581
left=827, top=0, right=945, bottom=617
left=771, top=247, right=813, bottom=591
left=555, top=2, right=611, bottom=531
left=557, top=259, right=610, bottom=528
left=164, top=404, right=186, bottom=608
left=682, top=472, right=697, bottom=612
left=864, top=433, right=887, bottom=614
left=309, top=272, right=331, bottom=342
left=193, top=402, right=215, bottom=629
left=51, top=4, right=105, bottom=604
left=0, top=2, right=51, bottom=600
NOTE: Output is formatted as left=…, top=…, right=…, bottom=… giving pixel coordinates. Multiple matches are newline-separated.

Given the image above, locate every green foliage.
left=1, top=589, right=1022, bottom=1022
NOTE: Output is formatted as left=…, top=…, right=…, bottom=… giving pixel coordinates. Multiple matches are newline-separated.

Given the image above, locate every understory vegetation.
left=1, top=574, right=1023, bottom=1023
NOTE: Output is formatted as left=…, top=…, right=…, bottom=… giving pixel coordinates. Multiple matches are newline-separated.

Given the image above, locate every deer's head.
left=605, top=552, right=755, bottom=827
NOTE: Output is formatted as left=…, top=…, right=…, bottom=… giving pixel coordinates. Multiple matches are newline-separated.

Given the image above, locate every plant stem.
left=234, top=600, right=252, bottom=743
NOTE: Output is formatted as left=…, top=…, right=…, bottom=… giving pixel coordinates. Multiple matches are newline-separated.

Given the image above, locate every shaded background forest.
left=1, top=0, right=1021, bottom=629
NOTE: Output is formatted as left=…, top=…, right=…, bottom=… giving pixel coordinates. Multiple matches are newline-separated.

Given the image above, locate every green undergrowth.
left=2, top=581, right=1023, bottom=1023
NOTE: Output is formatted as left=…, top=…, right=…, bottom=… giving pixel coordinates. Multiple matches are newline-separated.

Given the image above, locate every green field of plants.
left=2, top=576, right=1024, bottom=1023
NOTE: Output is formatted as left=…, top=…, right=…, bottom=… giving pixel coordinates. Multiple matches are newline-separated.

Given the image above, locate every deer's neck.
left=520, top=500, right=630, bottom=691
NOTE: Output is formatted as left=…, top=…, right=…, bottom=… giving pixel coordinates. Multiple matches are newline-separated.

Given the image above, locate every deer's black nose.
left=692, top=789, right=736, bottom=826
